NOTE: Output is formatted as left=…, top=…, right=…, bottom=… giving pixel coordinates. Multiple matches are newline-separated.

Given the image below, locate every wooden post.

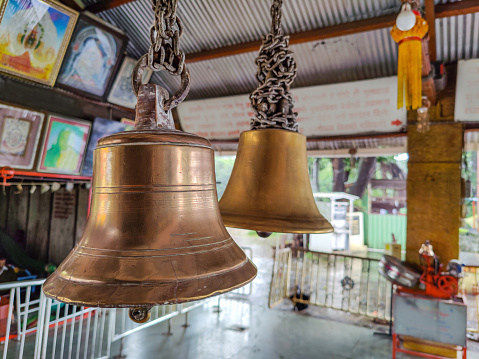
left=406, top=121, right=462, bottom=264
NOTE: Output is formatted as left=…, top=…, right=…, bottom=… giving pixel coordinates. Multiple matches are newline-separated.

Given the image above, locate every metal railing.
left=0, top=282, right=231, bottom=359
left=0, top=246, right=254, bottom=359
left=0, top=280, right=114, bottom=359
left=269, top=247, right=391, bottom=320
left=269, top=248, right=291, bottom=308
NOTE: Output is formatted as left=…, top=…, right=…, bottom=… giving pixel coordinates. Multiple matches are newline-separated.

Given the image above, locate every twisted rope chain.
left=250, top=0, right=298, bottom=131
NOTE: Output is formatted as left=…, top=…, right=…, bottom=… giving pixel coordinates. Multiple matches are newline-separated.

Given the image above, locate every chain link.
left=148, top=0, right=185, bottom=75
left=270, top=0, right=282, bottom=35
left=250, top=0, right=298, bottom=131
left=132, top=0, right=190, bottom=110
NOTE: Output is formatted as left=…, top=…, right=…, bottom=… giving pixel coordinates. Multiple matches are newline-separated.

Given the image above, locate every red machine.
left=380, top=241, right=462, bottom=300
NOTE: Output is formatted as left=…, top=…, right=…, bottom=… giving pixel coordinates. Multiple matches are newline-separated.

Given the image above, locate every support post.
left=406, top=116, right=462, bottom=264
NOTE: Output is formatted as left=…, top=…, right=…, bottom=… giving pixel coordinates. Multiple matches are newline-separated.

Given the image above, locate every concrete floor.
left=108, top=238, right=479, bottom=359
left=111, top=230, right=479, bottom=359
left=110, top=295, right=478, bottom=359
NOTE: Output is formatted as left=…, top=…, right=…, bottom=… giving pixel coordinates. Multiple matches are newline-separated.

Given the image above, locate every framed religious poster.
left=37, top=115, right=91, bottom=175
left=56, top=13, right=127, bottom=100
left=82, top=117, right=128, bottom=176
left=0, top=0, right=78, bottom=86
left=121, top=117, right=135, bottom=130
left=0, top=102, right=45, bottom=169
left=107, top=57, right=153, bottom=109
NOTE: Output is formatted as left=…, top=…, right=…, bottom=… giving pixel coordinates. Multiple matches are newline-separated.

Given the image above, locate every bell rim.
left=42, top=258, right=257, bottom=308
left=220, top=214, right=334, bottom=234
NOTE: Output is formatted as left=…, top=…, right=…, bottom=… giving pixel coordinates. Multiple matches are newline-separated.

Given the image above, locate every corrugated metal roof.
left=90, top=0, right=403, bottom=58
left=436, top=13, right=479, bottom=62
left=149, top=27, right=398, bottom=100
left=84, top=0, right=473, bottom=100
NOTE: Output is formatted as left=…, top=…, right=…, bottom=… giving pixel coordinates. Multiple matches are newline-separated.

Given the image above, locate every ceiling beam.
left=187, top=14, right=397, bottom=63
left=424, top=0, right=436, bottom=62
left=86, top=0, right=132, bottom=13
left=187, top=0, right=479, bottom=64
left=61, top=0, right=83, bottom=12
left=435, top=0, right=479, bottom=18
left=86, top=0, right=479, bottom=63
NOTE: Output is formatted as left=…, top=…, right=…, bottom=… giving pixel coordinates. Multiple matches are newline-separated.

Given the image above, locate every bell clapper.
left=129, top=307, right=152, bottom=323
left=256, top=231, right=273, bottom=238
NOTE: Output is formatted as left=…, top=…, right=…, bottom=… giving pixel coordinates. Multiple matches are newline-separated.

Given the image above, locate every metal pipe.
left=18, top=286, right=31, bottom=359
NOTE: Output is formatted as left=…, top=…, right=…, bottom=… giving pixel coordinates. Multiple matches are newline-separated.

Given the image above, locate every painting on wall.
left=0, top=0, right=78, bottom=86
left=56, top=14, right=127, bottom=99
left=107, top=57, right=153, bottom=109
left=121, top=117, right=135, bottom=131
left=0, top=103, right=45, bottom=169
left=37, top=115, right=90, bottom=175
left=82, top=117, right=127, bottom=176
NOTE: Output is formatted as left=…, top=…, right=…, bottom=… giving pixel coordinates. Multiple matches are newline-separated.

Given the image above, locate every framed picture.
left=107, top=57, right=153, bottom=109
left=56, top=13, right=127, bottom=99
left=0, top=0, right=78, bottom=86
left=121, top=117, right=135, bottom=131
left=37, top=115, right=91, bottom=175
left=0, top=102, right=45, bottom=169
left=82, top=117, right=127, bottom=176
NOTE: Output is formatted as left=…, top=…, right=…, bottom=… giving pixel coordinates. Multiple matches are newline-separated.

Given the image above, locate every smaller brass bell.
left=43, top=84, right=257, bottom=316
left=219, top=128, right=333, bottom=234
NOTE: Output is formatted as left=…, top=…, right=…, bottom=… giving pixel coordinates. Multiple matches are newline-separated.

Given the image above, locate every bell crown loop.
left=132, top=54, right=190, bottom=112
left=98, top=83, right=211, bottom=149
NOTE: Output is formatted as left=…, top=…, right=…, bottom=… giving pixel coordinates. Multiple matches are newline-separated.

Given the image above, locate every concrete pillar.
left=406, top=122, right=462, bottom=264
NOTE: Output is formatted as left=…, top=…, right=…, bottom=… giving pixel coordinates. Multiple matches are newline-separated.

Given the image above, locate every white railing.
left=269, top=248, right=392, bottom=320
left=0, top=281, right=220, bottom=359
left=0, top=247, right=253, bottom=359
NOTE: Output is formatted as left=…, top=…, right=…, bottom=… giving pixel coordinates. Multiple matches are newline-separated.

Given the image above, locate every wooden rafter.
left=187, top=0, right=479, bottom=63
left=187, top=14, right=396, bottom=63
left=424, top=0, right=436, bottom=62
left=435, top=0, right=479, bottom=18
left=86, top=0, right=131, bottom=14
left=61, top=0, right=83, bottom=12
left=86, top=0, right=479, bottom=63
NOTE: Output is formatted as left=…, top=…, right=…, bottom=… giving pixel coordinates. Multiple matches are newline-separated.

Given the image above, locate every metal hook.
left=14, top=183, right=23, bottom=194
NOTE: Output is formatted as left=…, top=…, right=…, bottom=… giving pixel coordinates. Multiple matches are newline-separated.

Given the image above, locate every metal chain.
left=148, top=0, right=184, bottom=75
left=132, top=0, right=190, bottom=110
left=250, top=0, right=298, bottom=131
left=270, top=0, right=282, bottom=35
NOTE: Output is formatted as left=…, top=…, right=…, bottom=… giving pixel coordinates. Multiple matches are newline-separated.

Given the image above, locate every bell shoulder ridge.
left=97, top=129, right=212, bottom=148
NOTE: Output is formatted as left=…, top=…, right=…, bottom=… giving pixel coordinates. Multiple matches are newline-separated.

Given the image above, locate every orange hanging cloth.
left=391, top=13, right=428, bottom=110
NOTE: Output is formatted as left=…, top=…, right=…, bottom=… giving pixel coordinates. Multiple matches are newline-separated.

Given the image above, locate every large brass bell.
left=219, top=129, right=334, bottom=234
left=43, top=84, right=257, bottom=321
left=219, top=0, right=333, bottom=236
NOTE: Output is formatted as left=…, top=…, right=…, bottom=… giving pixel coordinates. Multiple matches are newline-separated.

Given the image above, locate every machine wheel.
left=437, top=275, right=458, bottom=295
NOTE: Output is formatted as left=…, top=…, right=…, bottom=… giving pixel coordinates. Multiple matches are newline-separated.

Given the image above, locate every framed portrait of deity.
left=56, top=13, right=127, bottom=100
left=107, top=57, right=153, bottom=109
left=0, top=102, right=45, bottom=169
left=0, top=0, right=78, bottom=86
left=37, top=115, right=91, bottom=175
